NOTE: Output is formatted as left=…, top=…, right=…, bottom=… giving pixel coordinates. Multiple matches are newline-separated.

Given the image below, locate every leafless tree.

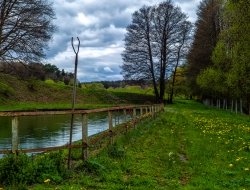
left=0, top=0, right=55, bottom=62
left=169, top=21, right=192, bottom=103
left=122, top=0, right=192, bottom=103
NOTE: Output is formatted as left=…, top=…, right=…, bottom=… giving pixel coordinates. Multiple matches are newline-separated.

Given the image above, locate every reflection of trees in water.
left=0, top=117, right=11, bottom=138
left=18, top=115, right=72, bottom=138
left=0, top=112, right=122, bottom=150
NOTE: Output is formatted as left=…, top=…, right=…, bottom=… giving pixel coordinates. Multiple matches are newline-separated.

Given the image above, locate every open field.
left=1, top=100, right=249, bottom=189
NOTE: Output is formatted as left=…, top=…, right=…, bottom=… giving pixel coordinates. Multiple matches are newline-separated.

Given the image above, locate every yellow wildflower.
left=244, top=168, right=249, bottom=171
left=236, top=158, right=241, bottom=161
left=229, top=164, right=233, bottom=167
left=44, top=178, right=51, bottom=183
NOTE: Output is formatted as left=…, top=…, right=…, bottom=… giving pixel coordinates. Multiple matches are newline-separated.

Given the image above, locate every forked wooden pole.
left=68, top=37, right=80, bottom=169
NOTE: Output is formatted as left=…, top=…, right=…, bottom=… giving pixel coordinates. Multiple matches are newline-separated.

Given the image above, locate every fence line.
left=0, top=104, right=164, bottom=160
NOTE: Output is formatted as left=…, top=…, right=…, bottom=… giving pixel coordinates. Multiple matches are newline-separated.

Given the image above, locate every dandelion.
left=229, top=164, right=233, bottom=167
left=244, top=168, right=249, bottom=171
left=44, top=178, right=51, bottom=183
left=236, top=158, right=241, bottom=161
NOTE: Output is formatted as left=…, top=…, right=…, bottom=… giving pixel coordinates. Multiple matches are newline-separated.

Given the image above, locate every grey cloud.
left=46, top=0, right=200, bottom=81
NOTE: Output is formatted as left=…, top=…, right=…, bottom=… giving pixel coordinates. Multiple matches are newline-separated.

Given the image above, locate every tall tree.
left=0, top=0, right=55, bottom=62
left=169, top=21, right=192, bottom=103
left=187, top=0, right=221, bottom=96
left=121, top=6, right=160, bottom=100
left=208, top=0, right=250, bottom=113
left=122, top=0, right=191, bottom=103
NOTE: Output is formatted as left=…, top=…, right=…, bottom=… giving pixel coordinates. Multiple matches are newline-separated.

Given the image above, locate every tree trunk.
left=235, top=99, right=238, bottom=114
left=248, top=97, right=250, bottom=116
left=146, top=20, right=160, bottom=102
left=247, top=95, right=250, bottom=116
left=159, top=32, right=167, bottom=103
left=169, top=36, right=183, bottom=104
left=231, top=99, right=233, bottom=112
left=240, top=99, right=243, bottom=114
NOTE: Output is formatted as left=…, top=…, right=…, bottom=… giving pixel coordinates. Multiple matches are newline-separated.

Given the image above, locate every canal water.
left=0, top=111, right=131, bottom=151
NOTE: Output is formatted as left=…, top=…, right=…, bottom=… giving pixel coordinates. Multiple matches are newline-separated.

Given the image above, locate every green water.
left=0, top=112, right=129, bottom=151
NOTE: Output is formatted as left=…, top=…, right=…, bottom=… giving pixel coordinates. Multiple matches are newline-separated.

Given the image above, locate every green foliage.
left=0, top=152, right=67, bottom=187
left=45, top=79, right=56, bottom=85
left=107, top=143, right=126, bottom=159
left=75, top=159, right=106, bottom=175
left=108, top=85, right=153, bottom=95
left=197, top=67, right=226, bottom=95
left=0, top=82, right=14, bottom=96
left=1, top=100, right=249, bottom=189
left=187, top=0, right=221, bottom=96
left=83, top=83, right=105, bottom=91
left=195, top=0, right=250, bottom=113
left=0, top=154, right=30, bottom=186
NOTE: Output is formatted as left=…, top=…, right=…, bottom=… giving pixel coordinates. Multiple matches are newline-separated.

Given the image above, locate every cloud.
left=46, top=0, right=200, bottom=82
left=104, top=67, right=114, bottom=73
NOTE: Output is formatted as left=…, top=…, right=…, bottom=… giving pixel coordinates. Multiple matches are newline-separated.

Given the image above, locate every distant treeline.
left=0, top=62, right=74, bottom=85
left=0, top=62, right=150, bottom=89
left=83, top=79, right=150, bottom=89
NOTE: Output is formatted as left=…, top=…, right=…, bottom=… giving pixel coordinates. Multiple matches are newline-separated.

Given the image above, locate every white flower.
left=168, top=152, right=174, bottom=157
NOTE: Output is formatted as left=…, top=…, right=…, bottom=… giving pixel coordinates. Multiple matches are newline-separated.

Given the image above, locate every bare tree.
left=169, top=21, right=192, bottom=103
left=0, top=0, right=55, bottom=62
left=121, top=0, right=191, bottom=103
left=122, top=6, right=160, bottom=101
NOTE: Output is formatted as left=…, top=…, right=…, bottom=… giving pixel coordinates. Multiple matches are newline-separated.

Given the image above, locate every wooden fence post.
left=133, top=108, right=136, bottom=128
left=114, top=112, right=117, bottom=126
left=133, top=108, right=136, bottom=118
left=149, top=105, right=153, bottom=117
left=82, top=113, right=88, bottom=160
left=117, top=111, right=120, bottom=125
left=123, top=109, right=127, bottom=122
left=152, top=105, right=155, bottom=118
left=12, top=117, right=19, bottom=154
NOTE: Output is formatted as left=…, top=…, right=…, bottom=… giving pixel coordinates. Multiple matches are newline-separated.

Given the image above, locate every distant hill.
left=0, top=73, right=156, bottom=111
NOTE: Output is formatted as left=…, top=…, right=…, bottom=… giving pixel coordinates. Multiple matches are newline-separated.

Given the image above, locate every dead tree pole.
left=68, top=37, right=80, bottom=169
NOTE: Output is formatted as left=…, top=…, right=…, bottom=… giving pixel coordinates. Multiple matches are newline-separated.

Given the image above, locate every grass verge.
left=1, top=100, right=249, bottom=189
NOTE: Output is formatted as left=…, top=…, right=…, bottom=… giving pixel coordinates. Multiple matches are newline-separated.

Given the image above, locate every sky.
left=45, top=0, right=201, bottom=82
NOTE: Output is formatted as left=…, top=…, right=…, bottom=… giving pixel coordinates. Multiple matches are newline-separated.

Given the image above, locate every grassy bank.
left=1, top=100, right=249, bottom=189
left=0, top=73, right=156, bottom=111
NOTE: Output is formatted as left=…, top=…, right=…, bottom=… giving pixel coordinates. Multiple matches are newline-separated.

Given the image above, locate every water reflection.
left=0, top=111, right=131, bottom=151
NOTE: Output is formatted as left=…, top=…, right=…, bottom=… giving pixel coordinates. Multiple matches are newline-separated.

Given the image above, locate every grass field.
left=20, top=100, right=248, bottom=190
left=0, top=73, right=157, bottom=111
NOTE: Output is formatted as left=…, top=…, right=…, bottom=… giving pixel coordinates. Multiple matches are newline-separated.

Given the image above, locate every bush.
left=0, top=82, right=14, bottom=96
left=45, top=79, right=55, bottom=85
left=0, top=154, right=30, bottom=186
left=0, top=151, right=67, bottom=187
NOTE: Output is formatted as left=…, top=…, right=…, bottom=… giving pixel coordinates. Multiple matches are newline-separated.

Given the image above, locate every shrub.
left=0, top=151, right=67, bottom=187
left=0, top=82, right=14, bottom=96
left=45, top=79, right=55, bottom=85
